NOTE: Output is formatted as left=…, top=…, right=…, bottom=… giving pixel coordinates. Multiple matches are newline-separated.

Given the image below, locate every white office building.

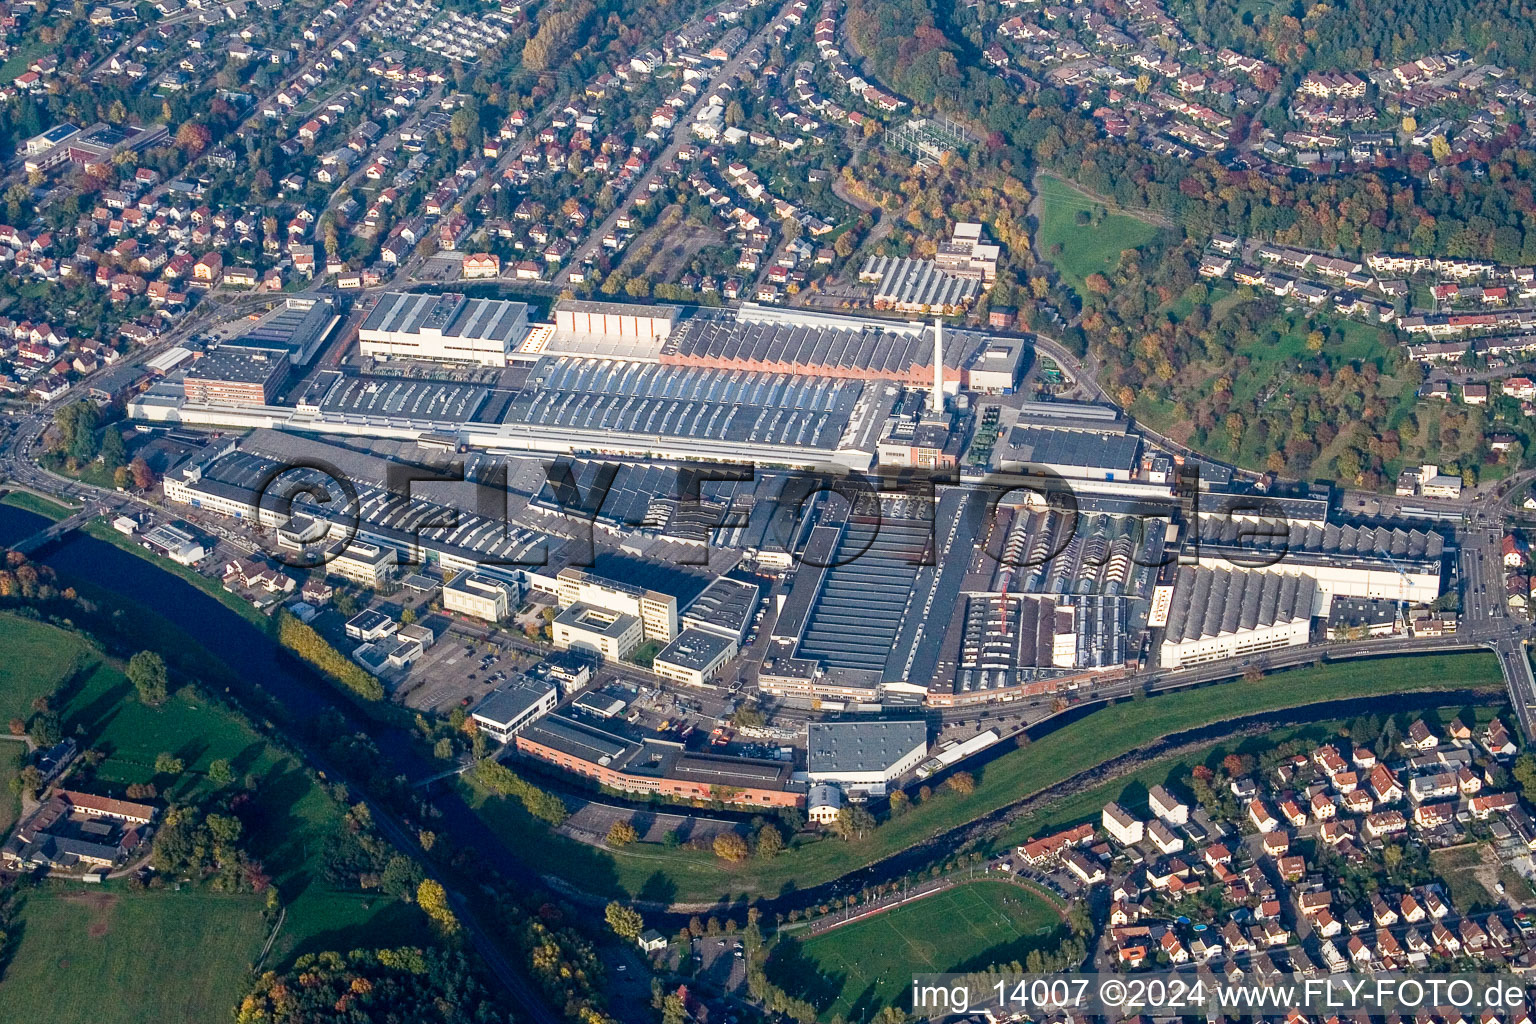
left=443, top=572, right=517, bottom=622
left=554, top=567, right=677, bottom=641
left=471, top=680, right=559, bottom=743
left=653, top=629, right=738, bottom=687
left=553, top=603, right=644, bottom=660
left=328, top=540, right=395, bottom=587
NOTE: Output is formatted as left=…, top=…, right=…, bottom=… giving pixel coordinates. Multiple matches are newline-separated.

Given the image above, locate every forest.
left=833, top=0, right=1536, bottom=485
left=1168, top=0, right=1536, bottom=75
left=234, top=948, right=508, bottom=1024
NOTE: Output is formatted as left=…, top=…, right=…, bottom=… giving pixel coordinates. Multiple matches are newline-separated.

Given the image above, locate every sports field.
left=775, top=881, right=1062, bottom=1021
left=1036, top=174, right=1161, bottom=298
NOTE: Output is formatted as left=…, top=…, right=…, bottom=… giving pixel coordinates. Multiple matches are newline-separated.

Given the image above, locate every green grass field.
left=56, top=658, right=289, bottom=804
left=0, top=616, right=342, bottom=897
left=265, top=891, right=430, bottom=965
left=1036, top=174, right=1161, bottom=299
left=0, top=37, right=52, bottom=85
left=1224, top=310, right=1395, bottom=409
left=0, top=490, right=77, bottom=521
left=773, top=881, right=1062, bottom=1021
left=43, top=636, right=368, bottom=910
left=0, top=613, right=93, bottom=725
left=0, top=615, right=427, bottom=1018
left=0, top=889, right=269, bottom=1024
left=467, top=651, right=1502, bottom=905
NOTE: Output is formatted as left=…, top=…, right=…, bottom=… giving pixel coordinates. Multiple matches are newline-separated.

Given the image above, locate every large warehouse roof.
left=225, top=297, right=338, bottom=364
left=557, top=299, right=680, bottom=319
left=999, top=425, right=1141, bottom=472
left=683, top=576, right=761, bottom=639
left=794, top=518, right=931, bottom=676
left=181, top=443, right=549, bottom=570
left=662, top=318, right=969, bottom=378
left=504, top=356, right=866, bottom=452
left=320, top=376, right=490, bottom=421
left=362, top=292, right=530, bottom=343
left=862, top=256, right=981, bottom=309
left=807, top=720, right=928, bottom=775
left=530, top=460, right=758, bottom=538
left=185, top=347, right=287, bottom=384
left=1163, top=568, right=1314, bottom=644
left=1197, top=515, right=1445, bottom=562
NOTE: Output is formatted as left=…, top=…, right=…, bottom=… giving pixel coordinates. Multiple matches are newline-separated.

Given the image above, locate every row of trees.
left=470, top=759, right=569, bottom=826
left=276, top=612, right=385, bottom=702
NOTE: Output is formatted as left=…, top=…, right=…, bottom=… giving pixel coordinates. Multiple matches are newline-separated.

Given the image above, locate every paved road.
left=553, top=1, right=791, bottom=287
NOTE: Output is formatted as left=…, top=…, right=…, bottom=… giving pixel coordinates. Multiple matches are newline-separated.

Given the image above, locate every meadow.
left=1036, top=174, right=1162, bottom=299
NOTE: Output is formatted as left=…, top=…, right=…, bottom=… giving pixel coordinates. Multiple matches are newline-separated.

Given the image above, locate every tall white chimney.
left=931, top=317, right=943, bottom=414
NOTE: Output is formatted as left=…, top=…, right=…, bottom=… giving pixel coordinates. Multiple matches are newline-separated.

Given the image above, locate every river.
left=0, top=503, right=1507, bottom=926
left=0, top=503, right=538, bottom=885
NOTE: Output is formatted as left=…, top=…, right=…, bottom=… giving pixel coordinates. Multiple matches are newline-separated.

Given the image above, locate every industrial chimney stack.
left=931, top=317, right=943, bottom=414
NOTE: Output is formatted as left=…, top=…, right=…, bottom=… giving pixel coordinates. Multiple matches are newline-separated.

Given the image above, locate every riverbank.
left=0, top=489, right=77, bottom=521
left=79, top=519, right=275, bottom=631
left=468, top=652, right=1503, bottom=908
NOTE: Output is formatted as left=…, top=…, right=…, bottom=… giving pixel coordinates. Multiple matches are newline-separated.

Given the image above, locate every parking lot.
left=397, top=629, right=535, bottom=711
left=687, top=935, right=747, bottom=996
left=557, top=801, right=749, bottom=846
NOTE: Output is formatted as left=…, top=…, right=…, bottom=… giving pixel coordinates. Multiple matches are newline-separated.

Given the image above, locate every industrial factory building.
left=987, top=404, right=1144, bottom=482
left=443, top=572, right=518, bottom=622
left=652, top=629, right=738, bottom=687
left=659, top=309, right=1025, bottom=393
left=994, top=424, right=1142, bottom=481
left=805, top=719, right=929, bottom=794
left=680, top=576, right=761, bottom=643
left=1158, top=567, right=1316, bottom=669
left=223, top=297, right=340, bottom=365
left=552, top=299, right=678, bottom=340
left=130, top=300, right=1023, bottom=471
left=1188, top=514, right=1444, bottom=606
left=859, top=256, right=982, bottom=313
left=553, top=604, right=644, bottom=660
left=160, top=431, right=547, bottom=583
left=359, top=292, right=531, bottom=366
left=182, top=347, right=291, bottom=406
left=513, top=713, right=803, bottom=808
left=758, top=511, right=937, bottom=704
left=499, top=355, right=891, bottom=469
